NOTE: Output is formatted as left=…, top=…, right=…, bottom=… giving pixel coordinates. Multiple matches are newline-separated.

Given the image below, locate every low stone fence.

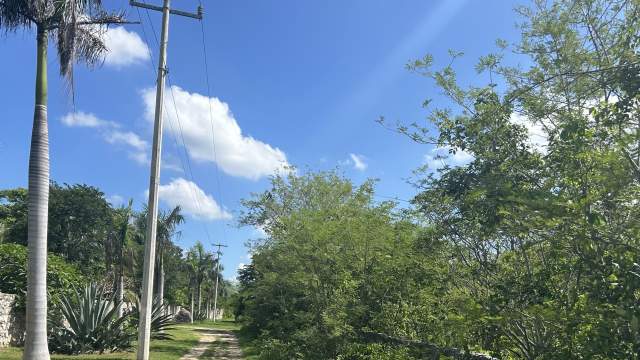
left=0, top=293, right=24, bottom=347
left=0, top=292, right=214, bottom=348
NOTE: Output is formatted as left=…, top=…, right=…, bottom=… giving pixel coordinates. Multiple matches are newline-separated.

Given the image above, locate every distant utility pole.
left=129, top=1, right=202, bottom=360
left=212, top=243, right=228, bottom=322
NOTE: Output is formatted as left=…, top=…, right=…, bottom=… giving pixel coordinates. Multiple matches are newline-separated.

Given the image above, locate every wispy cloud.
left=349, top=153, right=368, bottom=171
left=339, top=153, right=369, bottom=171
left=60, top=111, right=149, bottom=165
left=61, top=111, right=114, bottom=128
left=424, top=146, right=474, bottom=171
left=107, top=194, right=125, bottom=206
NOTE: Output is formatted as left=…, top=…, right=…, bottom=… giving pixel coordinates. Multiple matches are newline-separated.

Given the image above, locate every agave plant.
left=49, top=283, right=134, bottom=354
left=129, top=295, right=175, bottom=340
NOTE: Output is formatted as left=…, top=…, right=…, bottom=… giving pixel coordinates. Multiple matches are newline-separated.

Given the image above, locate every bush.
left=336, top=343, right=416, bottom=360
left=0, top=243, right=84, bottom=310
left=49, top=283, right=133, bottom=354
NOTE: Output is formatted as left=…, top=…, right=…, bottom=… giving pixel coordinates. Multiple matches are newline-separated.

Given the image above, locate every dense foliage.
left=0, top=243, right=84, bottom=311
left=235, top=0, right=640, bottom=359
left=0, top=184, right=229, bottom=354
left=0, top=185, right=229, bottom=314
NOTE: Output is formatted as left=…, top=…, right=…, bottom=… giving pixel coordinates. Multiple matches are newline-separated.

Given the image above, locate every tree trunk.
left=116, top=268, right=124, bottom=318
left=197, top=282, right=202, bottom=314
left=158, top=256, right=164, bottom=307
left=24, top=27, right=51, bottom=360
left=206, top=295, right=211, bottom=319
left=190, top=290, right=195, bottom=324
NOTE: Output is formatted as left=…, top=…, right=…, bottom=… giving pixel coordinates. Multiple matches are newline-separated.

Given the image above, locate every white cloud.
left=60, top=111, right=149, bottom=164
left=424, top=146, right=474, bottom=171
left=510, top=113, right=548, bottom=154
left=142, top=86, right=290, bottom=180
left=105, top=130, right=148, bottom=151
left=157, top=178, right=231, bottom=221
left=253, top=225, right=267, bottom=237
left=103, top=27, right=150, bottom=68
left=349, top=153, right=368, bottom=171
left=107, top=194, right=125, bottom=206
left=61, top=111, right=113, bottom=128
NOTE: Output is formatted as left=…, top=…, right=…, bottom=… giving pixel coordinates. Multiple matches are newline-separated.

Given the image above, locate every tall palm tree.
left=186, top=241, right=212, bottom=315
left=136, top=206, right=184, bottom=306
left=0, top=2, right=126, bottom=358
left=186, top=259, right=197, bottom=323
left=155, top=206, right=184, bottom=306
left=113, top=199, right=134, bottom=318
left=205, top=259, right=223, bottom=319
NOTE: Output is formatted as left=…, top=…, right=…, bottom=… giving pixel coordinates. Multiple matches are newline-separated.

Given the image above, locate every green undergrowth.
left=0, top=323, right=200, bottom=360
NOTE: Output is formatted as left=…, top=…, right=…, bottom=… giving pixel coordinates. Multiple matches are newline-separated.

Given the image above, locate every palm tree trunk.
left=190, top=289, right=194, bottom=324
left=116, top=265, right=124, bottom=318
left=197, top=282, right=202, bottom=314
left=24, top=27, right=51, bottom=360
left=206, top=295, right=210, bottom=319
left=158, top=257, right=165, bottom=314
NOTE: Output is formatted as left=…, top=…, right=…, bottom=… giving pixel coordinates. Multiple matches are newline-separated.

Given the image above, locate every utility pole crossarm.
left=130, top=0, right=203, bottom=19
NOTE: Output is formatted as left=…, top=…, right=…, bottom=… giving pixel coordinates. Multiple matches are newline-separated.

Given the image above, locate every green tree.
left=186, top=241, right=213, bottom=316
left=1, top=184, right=115, bottom=276
left=109, top=200, right=135, bottom=317
left=137, top=206, right=185, bottom=305
left=384, top=0, right=640, bottom=357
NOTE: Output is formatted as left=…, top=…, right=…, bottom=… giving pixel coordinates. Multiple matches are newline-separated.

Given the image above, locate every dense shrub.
left=0, top=243, right=84, bottom=310
left=336, top=344, right=416, bottom=360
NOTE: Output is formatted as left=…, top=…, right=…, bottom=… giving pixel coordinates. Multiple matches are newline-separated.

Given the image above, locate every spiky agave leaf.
left=49, top=283, right=134, bottom=354
left=129, top=295, right=176, bottom=340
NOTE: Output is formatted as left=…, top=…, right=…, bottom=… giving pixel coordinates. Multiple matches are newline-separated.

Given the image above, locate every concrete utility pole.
left=129, top=1, right=202, bottom=360
left=212, top=243, right=227, bottom=322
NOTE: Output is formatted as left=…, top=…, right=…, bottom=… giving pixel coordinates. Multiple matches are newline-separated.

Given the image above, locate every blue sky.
left=0, top=0, right=526, bottom=280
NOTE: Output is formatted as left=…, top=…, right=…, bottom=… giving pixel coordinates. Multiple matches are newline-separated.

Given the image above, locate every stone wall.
left=0, top=293, right=25, bottom=347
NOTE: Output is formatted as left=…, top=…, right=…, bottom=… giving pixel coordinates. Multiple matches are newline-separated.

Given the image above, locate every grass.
left=0, top=320, right=255, bottom=360
left=0, top=323, right=201, bottom=360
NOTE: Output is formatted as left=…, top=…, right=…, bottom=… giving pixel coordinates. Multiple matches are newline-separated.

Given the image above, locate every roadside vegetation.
left=231, top=0, right=640, bottom=359
left=0, top=184, right=235, bottom=355
left=0, top=322, right=203, bottom=360
left=1, top=0, right=639, bottom=359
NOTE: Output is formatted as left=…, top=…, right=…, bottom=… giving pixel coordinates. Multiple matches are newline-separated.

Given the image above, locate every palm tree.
left=0, top=2, right=126, bottom=358
left=185, top=252, right=199, bottom=323
left=136, top=206, right=184, bottom=307
left=112, top=199, right=134, bottom=318
left=205, top=259, right=224, bottom=319
left=155, top=206, right=184, bottom=307
left=186, top=241, right=212, bottom=315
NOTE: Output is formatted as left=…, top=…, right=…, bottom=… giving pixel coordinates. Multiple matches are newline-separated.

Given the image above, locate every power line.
left=197, top=1, right=227, bottom=231
left=129, top=1, right=203, bottom=359
left=134, top=2, right=212, bottom=242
